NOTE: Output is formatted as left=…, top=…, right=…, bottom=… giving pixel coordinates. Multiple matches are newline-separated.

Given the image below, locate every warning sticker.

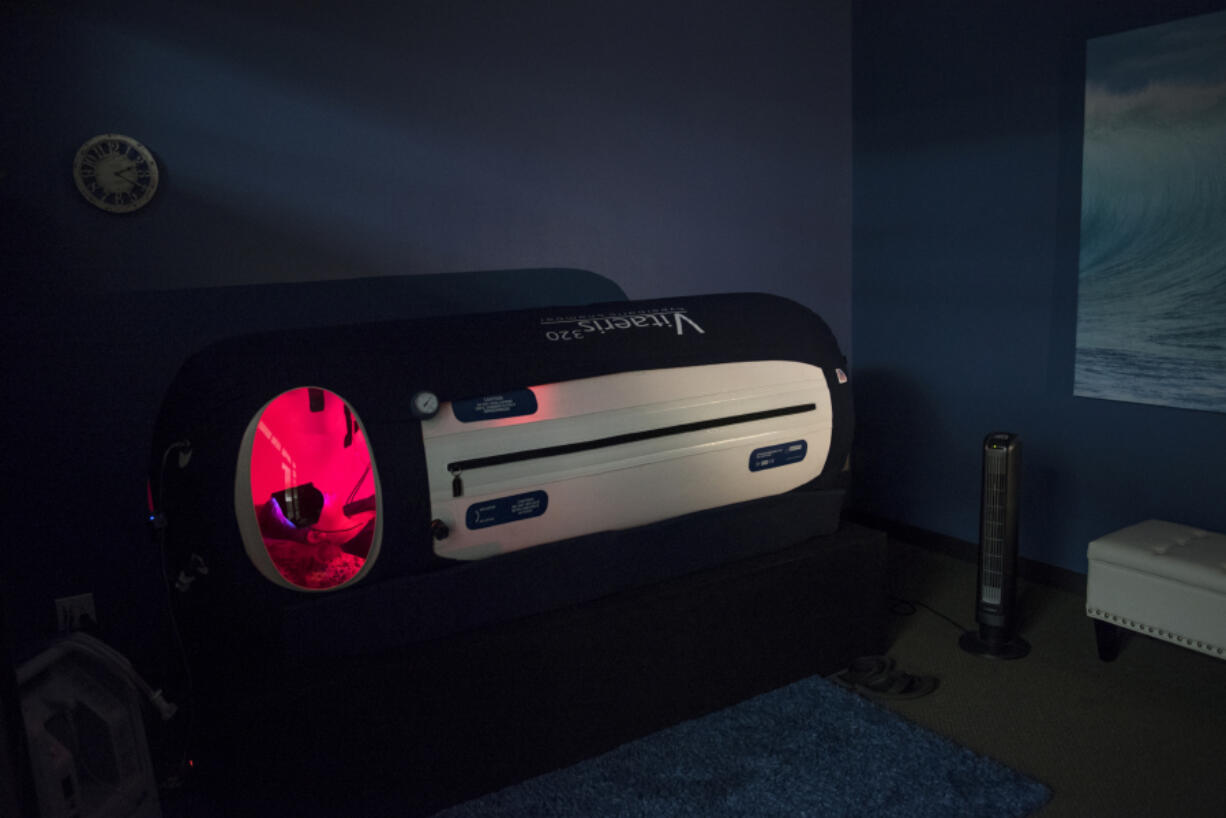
left=466, top=491, right=549, bottom=530
left=749, top=440, right=808, bottom=472
left=453, top=389, right=538, bottom=423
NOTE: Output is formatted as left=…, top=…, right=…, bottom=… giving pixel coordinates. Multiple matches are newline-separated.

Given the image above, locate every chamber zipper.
left=447, top=402, right=815, bottom=497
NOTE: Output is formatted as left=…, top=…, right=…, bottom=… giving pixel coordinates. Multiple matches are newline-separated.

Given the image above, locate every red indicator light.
left=248, top=387, right=377, bottom=589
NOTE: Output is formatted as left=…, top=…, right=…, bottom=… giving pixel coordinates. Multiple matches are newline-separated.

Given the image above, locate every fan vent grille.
left=980, top=450, right=1008, bottom=606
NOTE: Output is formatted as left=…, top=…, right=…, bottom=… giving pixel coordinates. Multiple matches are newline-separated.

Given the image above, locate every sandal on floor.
left=831, top=655, right=939, bottom=701
left=831, top=655, right=896, bottom=689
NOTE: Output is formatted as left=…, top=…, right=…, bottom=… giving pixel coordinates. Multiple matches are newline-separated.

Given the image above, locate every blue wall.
left=0, top=0, right=851, bottom=342
left=851, top=0, right=1226, bottom=574
left=0, top=1, right=852, bottom=662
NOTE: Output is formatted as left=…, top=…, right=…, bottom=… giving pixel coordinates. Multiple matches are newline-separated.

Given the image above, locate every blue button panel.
left=466, top=491, right=549, bottom=530
left=749, top=440, right=808, bottom=472
left=452, top=389, right=538, bottom=423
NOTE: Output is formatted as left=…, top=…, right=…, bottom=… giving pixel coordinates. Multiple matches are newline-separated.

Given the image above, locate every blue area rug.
left=433, top=675, right=1050, bottom=818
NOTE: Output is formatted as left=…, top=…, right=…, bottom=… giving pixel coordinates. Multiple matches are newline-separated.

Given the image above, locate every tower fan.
left=959, top=432, right=1030, bottom=659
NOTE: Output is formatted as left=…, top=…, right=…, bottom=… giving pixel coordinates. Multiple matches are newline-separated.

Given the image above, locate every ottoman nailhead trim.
left=1087, top=608, right=1225, bottom=657
left=1089, top=522, right=1226, bottom=660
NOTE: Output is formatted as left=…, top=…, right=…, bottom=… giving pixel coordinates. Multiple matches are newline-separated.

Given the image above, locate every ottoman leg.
left=1094, top=619, right=1120, bottom=662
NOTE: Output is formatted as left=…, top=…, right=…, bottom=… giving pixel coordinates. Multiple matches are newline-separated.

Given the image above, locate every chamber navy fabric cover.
left=151, top=292, right=852, bottom=702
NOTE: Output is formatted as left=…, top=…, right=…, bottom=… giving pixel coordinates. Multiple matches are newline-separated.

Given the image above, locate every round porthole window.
left=235, top=387, right=382, bottom=591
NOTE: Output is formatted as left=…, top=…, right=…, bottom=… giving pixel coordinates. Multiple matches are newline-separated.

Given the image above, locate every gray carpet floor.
left=876, top=538, right=1226, bottom=818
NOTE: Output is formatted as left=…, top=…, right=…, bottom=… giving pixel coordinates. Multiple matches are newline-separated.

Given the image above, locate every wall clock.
left=72, top=133, right=160, bottom=213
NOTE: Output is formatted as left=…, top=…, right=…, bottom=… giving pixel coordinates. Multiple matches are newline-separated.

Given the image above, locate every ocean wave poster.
left=1074, top=10, right=1226, bottom=413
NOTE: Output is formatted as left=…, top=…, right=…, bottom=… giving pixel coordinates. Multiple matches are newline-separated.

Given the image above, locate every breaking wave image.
left=1074, top=11, right=1226, bottom=413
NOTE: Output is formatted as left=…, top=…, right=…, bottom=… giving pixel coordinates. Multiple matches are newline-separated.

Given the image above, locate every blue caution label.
left=749, top=440, right=808, bottom=472
left=466, top=490, right=549, bottom=530
left=453, top=389, right=538, bottom=423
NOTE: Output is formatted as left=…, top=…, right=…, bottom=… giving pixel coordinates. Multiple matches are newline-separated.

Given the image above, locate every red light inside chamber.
left=249, top=388, right=377, bottom=590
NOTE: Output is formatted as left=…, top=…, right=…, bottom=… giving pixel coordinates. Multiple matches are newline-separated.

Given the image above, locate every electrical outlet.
left=55, top=592, right=96, bottom=632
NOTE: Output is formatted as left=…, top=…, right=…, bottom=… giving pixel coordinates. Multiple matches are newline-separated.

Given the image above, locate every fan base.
left=959, top=629, right=1031, bottom=660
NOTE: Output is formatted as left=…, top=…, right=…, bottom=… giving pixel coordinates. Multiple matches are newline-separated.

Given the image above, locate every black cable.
left=155, top=525, right=195, bottom=788
left=888, top=594, right=970, bottom=633
left=155, top=440, right=191, bottom=510
left=152, top=442, right=196, bottom=792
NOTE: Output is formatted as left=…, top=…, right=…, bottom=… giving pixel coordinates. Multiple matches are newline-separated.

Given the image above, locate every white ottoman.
left=1086, top=520, right=1226, bottom=662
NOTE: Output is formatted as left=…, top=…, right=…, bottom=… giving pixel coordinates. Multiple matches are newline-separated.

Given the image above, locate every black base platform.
left=958, top=629, right=1031, bottom=660
left=169, top=523, right=888, bottom=817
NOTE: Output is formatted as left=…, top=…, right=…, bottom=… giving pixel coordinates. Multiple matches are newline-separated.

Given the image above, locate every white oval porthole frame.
left=234, top=386, right=384, bottom=592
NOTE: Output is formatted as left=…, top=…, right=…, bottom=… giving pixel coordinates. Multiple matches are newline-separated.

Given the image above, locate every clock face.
left=73, top=134, right=160, bottom=213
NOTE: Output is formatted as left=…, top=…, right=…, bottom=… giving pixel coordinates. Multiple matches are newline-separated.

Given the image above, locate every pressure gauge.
left=410, top=390, right=440, bottom=420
